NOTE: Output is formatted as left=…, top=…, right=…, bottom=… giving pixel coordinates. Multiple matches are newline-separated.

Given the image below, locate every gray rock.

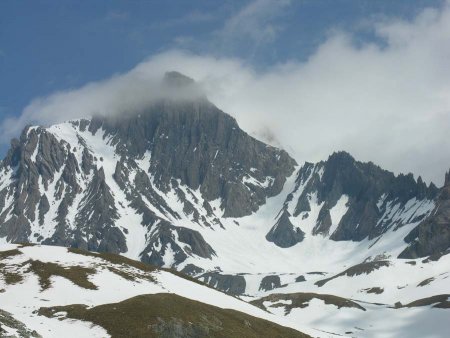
left=91, top=98, right=296, bottom=218
left=399, top=170, right=450, bottom=258
left=259, top=275, right=282, bottom=291
left=266, top=210, right=305, bottom=248
left=269, top=151, right=439, bottom=248
left=180, top=264, right=204, bottom=276
left=140, top=222, right=215, bottom=268
left=199, top=272, right=246, bottom=295
left=295, top=275, right=306, bottom=282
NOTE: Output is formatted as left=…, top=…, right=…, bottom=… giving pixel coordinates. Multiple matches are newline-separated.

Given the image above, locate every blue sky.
left=0, top=0, right=449, bottom=184
left=1, top=0, right=442, bottom=120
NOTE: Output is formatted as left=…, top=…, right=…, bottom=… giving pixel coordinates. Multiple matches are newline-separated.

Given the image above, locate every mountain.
left=0, top=76, right=295, bottom=268
left=0, top=72, right=449, bottom=337
left=268, top=151, right=438, bottom=247
left=0, top=244, right=313, bottom=337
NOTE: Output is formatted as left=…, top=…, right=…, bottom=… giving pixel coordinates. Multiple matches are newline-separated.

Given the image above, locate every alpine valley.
left=0, top=73, right=449, bottom=337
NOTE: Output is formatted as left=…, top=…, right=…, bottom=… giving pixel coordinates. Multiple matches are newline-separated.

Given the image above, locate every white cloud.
left=3, top=2, right=450, bottom=185
left=218, top=0, right=291, bottom=46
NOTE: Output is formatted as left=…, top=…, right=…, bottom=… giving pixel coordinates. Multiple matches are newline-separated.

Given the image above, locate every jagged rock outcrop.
left=140, top=223, right=216, bottom=267
left=267, top=151, right=438, bottom=247
left=0, top=127, right=68, bottom=243
left=399, top=170, right=450, bottom=258
left=259, top=275, right=282, bottom=291
left=266, top=210, right=305, bottom=248
left=90, top=96, right=295, bottom=218
left=199, top=272, right=246, bottom=295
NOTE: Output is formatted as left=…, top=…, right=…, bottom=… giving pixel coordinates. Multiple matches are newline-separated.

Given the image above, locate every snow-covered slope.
left=1, top=245, right=448, bottom=337
left=0, top=244, right=316, bottom=337
left=248, top=253, right=450, bottom=337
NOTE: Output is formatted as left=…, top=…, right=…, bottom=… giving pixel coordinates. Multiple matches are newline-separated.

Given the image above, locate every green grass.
left=2, top=270, right=24, bottom=285
left=69, top=248, right=160, bottom=283
left=0, top=249, right=24, bottom=285
left=26, top=260, right=97, bottom=291
left=106, top=266, right=137, bottom=281
left=68, top=247, right=213, bottom=288
left=39, top=293, right=310, bottom=338
left=251, top=292, right=366, bottom=313
left=16, top=243, right=36, bottom=248
left=68, top=248, right=156, bottom=273
left=0, top=249, right=22, bottom=261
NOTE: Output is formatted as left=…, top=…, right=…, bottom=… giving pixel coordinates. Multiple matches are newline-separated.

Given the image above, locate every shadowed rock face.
left=399, top=170, right=450, bottom=259
left=259, top=275, right=282, bottom=291
left=199, top=272, right=246, bottom=295
left=314, top=152, right=437, bottom=241
left=267, top=151, right=439, bottom=249
left=266, top=210, right=305, bottom=248
left=0, top=128, right=70, bottom=243
left=91, top=98, right=296, bottom=217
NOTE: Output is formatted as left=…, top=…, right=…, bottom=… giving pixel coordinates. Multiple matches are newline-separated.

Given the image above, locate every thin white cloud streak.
left=2, top=2, right=450, bottom=185
left=219, top=0, right=291, bottom=45
left=172, top=0, right=291, bottom=53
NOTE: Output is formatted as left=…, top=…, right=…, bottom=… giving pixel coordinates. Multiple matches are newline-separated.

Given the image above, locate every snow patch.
left=328, top=195, right=349, bottom=236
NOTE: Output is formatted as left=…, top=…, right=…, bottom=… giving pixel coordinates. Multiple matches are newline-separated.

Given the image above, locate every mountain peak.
left=163, top=71, right=195, bottom=88
left=445, top=169, right=450, bottom=187
left=328, top=150, right=354, bottom=161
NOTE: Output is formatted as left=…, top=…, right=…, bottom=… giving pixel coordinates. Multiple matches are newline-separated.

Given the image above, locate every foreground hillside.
left=1, top=245, right=448, bottom=337
left=0, top=244, right=313, bottom=338
left=247, top=253, right=450, bottom=337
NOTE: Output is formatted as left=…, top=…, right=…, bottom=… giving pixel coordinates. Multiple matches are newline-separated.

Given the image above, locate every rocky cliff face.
left=399, top=170, right=450, bottom=258
left=89, top=97, right=296, bottom=217
left=266, top=151, right=438, bottom=248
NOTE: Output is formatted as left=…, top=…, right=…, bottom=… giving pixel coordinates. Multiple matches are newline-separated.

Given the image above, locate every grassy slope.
left=39, top=293, right=310, bottom=338
left=68, top=247, right=220, bottom=288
